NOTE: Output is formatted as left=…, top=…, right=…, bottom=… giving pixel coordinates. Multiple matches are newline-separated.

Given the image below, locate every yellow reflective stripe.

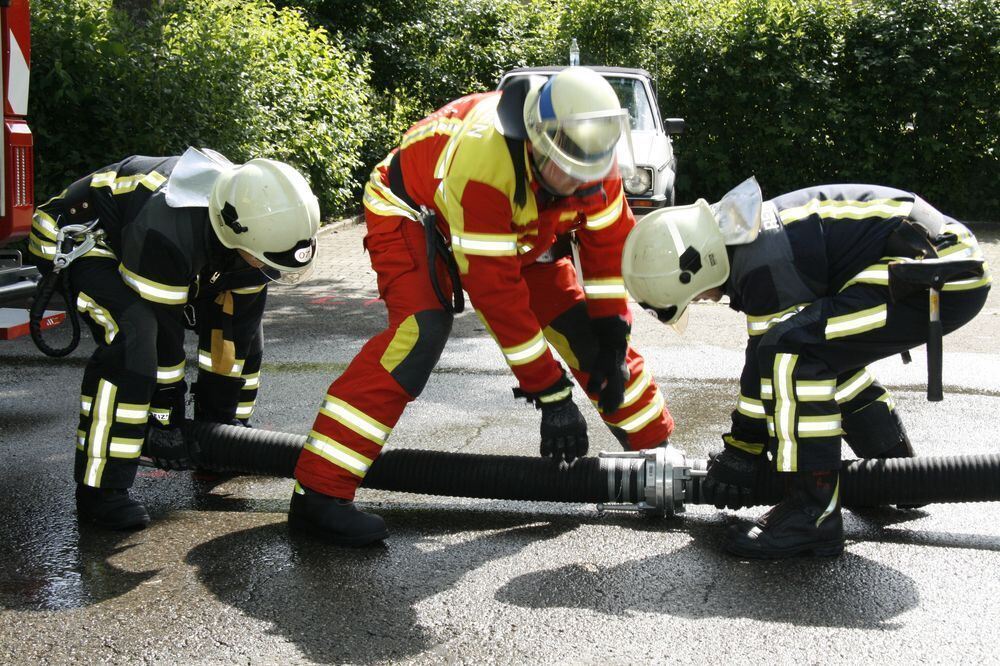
left=232, top=284, right=266, bottom=295
left=401, top=116, right=463, bottom=150
left=242, top=372, right=261, bottom=390
left=451, top=231, right=518, bottom=257
left=119, top=264, right=189, bottom=305
left=795, top=379, right=836, bottom=402
left=835, top=369, right=874, bottom=403
left=91, top=170, right=167, bottom=194
left=760, top=379, right=773, bottom=400
left=817, top=476, right=840, bottom=527
left=305, top=431, right=374, bottom=477
left=156, top=362, right=185, bottom=384
left=235, top=401, right=255, bottom=418
left=612, top=389, right=665, bottom=433
left=746, top=303, right=808, bottom=336
left=76, top=430, right=86, bottom=451
left=797, top=415, right=842, bottom=437
left=839, top=263, right=891, bottom=291
left=115, top=403, right=149, bottom=424
left=28, top=236, right=56, bottom=258
left=539, top=387, right=572, bottom=404
left=583, top=277, right=627, bottom=299
left=825, top=304, right=887, bottom=340
left=32, top=209, right=58, bottom=240
left=108, top=437, right=144, bottom=458
left=76, top=292, right=118, bottom=344
left=363, top=159, right=420, bottom=221
left=150, top=407, right=172, bottom=425
left=585, top=191, right=623, bottom=231
left=773, top=353, right=798, bottom=472
left=779, top=198, right=912, bottom=225
left=319, top=396, right=391, bottom=445
left=198, top=351, right=244, bottom=377
left=85, top=379, right=117, bottom=486
left=736, top=394, right=766, bottom=419
left=502, top=332, right=548, bottom=366
left=877, top=392, right=896, bottom=411
left=722, top=434, right=766, bottom=456
left=621, top=369, right=651, bottom=409
left=80, top=395, right=93, bottom=417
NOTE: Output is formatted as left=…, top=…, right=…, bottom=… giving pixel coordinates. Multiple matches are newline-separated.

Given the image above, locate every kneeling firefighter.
left=27, top=148, right=320, bottom=530
left=622, top=179, right=990, bottom=558
left=292, top=67, right=675, bottom=546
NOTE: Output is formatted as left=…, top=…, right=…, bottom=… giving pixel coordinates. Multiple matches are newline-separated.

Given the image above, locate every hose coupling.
left=597, top=444, right=707, bottom=517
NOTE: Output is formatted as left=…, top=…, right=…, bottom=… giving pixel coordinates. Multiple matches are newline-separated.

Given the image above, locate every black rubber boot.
left=288, top=483, right=388, bottom=547
left=75, top=484, right=151, bottom=530
left=725, top=470, right=844, bottom=559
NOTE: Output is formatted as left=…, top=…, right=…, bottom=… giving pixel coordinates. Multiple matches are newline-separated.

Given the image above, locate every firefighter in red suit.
left=289, top=67, right=676, bottom=545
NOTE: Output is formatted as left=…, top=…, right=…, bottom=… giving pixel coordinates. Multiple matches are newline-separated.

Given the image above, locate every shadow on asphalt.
left=495, top=515, right=917, bottom=629
left=0, top=524, right=159, bottom=612
left=184, top=508, right=578, bottom=664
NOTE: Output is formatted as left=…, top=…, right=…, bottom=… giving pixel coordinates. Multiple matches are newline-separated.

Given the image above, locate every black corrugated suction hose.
left=184, top=422, right=1000, bottom=508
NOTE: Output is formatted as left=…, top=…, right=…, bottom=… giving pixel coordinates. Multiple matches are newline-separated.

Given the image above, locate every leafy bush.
left=31, top=0, right=373, bottom=216
left=653, top=0, right=999, bottom=218
left=283, top=0, right=561, bottom=168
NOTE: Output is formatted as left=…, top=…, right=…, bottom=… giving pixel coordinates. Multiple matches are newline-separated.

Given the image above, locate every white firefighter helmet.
left=523, top=67, right=634, bottom=185
left=208, top=159, right=321, bottom=276
left=621, top=199, right=730, bottom=325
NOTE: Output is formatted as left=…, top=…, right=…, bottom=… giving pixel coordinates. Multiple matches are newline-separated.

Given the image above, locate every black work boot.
left=725, top=470, right=843, bottom=559
left=75, top=484, right=151, bottom=530
left=288, top=483, right=388, bottom=547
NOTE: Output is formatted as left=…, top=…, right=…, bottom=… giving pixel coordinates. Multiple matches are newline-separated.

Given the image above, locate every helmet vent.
left=221, top=202, right=248, bottom=234
left=679, top=246, right=702, bottom=273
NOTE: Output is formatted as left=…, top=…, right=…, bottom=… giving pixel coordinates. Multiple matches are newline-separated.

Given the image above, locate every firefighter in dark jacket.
left=27, top=148, right=320, bottom=530
left=622, top=177, right=990, bottom=558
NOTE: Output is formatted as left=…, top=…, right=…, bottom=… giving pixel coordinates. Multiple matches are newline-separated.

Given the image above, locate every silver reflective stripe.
left=319, top=396, right=390, bottom=445
left=503, top=334, right=548, bottom=366
left=825, top=305, right=888, bottom=340
left=305, top=431, right=373, bottom=477
left=613, top=390, right=665, bottom=433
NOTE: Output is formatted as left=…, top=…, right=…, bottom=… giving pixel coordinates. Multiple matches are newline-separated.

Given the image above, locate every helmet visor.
left=260, top=260, right=315, bottom=287
left=534, top=110, right=635, bottom=183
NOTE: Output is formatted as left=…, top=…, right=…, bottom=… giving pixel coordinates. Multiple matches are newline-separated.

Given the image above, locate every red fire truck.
left=0, top=0, right=45, bottom=339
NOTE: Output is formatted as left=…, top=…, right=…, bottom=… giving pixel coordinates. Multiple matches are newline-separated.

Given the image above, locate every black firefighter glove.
left=703, top=439, right=767, bottom=510
left=587, top=315, right=630, bottom=414
left=514, top=373, right=589, bottom=464
left=143, top=421, right=199, bottom=471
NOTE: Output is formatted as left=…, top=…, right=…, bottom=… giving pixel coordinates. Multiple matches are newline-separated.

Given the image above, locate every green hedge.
left=654, top=0, right=1000, bottom=219
left=29, top=0, right=1000, bottom=219
left=282, top=0, right=562, bottom=169
left=31, top=0, right=372, bottom=216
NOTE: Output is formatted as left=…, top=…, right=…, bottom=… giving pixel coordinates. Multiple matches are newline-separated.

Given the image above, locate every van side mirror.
left=664, top=118, right=686, bottom=135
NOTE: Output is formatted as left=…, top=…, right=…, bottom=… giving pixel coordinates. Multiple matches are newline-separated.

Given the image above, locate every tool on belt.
left=889, top=257, right=984, bottom=401
left=418, top=205, right=464, bottom=314
left=29, top=220, right=104, bottom=357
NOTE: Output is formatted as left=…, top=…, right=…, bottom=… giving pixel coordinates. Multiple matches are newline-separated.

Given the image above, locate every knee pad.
left=842, top=401, right=914, bottom=458
left=383, top=309, right=453, bottom=398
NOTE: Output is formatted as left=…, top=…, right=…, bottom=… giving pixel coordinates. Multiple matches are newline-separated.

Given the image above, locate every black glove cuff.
left=512, top=372, right=573, bottom=410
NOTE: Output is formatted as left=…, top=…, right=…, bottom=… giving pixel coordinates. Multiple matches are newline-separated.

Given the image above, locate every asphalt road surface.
left=1, top=221, right=999, bottom=664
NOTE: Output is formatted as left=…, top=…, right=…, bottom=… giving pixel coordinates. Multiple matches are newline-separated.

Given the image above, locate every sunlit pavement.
left=1, top=220, right=999, bottom=663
